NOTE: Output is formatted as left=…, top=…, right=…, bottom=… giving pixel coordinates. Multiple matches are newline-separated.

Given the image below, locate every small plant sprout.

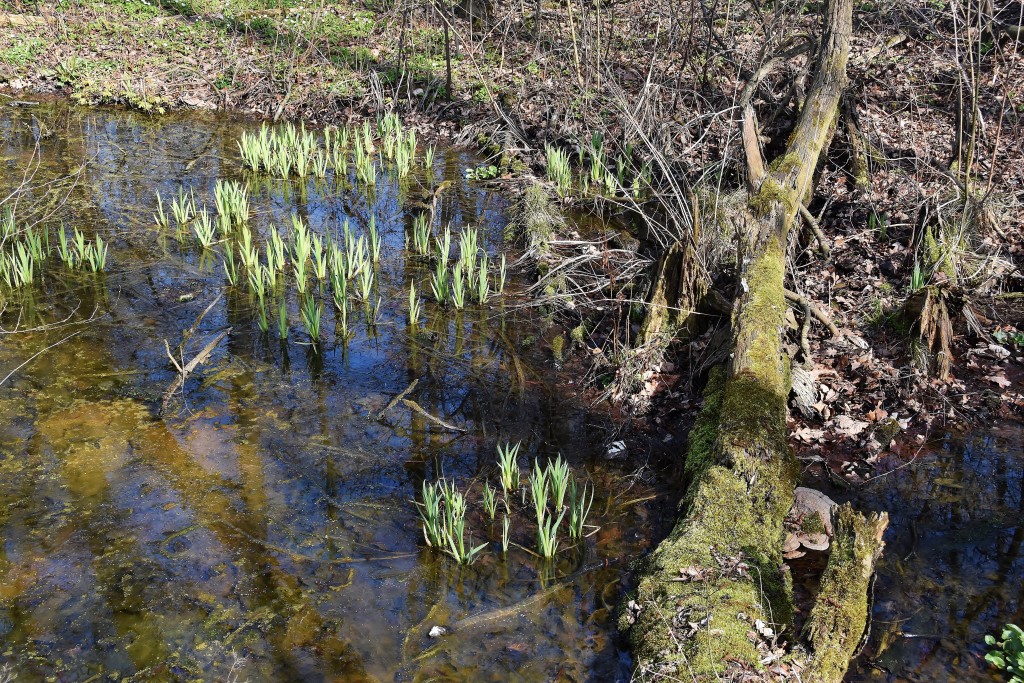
left=482, top=481, right=497, bottom=522
left=419, top=480, right=444, bottom=548
left=194, top=209, right=217, bottom=249
left=154, top=191, right=169, bottom=230
left=255, top=299, right=269, bottom=334
left=546, top=455, right=570, bottom=510
left=440, top=485, right=487, bottom=565
left=222, top=247, right=239, bottom=286
left=476, top=254, right=490, bottom=304
left=911, top=260, right=925, bottom=292
left=450, top=263, right=466, bottom=309
left=502, top=515, right=510, bottom=553
left=408, top=281, right=421, bottom=327
left=497, top=441, right=521, bottom=493
left=56, top=226, right=74, bottom=267
left=277, top=297, right=288, bottom=340
left=568, top=479, right=594, bottom=540
left=545, top=144, right=572, bottom=196
left=424, top=145, right=435, bottom=170
left=368, top=215, right=381, bottom=263
left=498, top=254, right=507, bottom=294
left=537, top=507, right=565, bottom=559
left=430, top=258, right=450, bottom=304
left=300, top=293, right=322, bottom=344
left=530, top=460, right=550, bottom=524
left=411, top=213, right=431, bottom=256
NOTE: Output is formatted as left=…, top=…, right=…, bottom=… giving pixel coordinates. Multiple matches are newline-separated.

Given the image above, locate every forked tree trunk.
left=621, top=0, right=887, bottom=679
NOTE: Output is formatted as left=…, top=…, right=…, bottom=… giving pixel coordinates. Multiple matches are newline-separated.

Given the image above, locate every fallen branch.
left=401, top=398, right=466, bottom=432
left=800, top=203, right=832, bottom=256
left=161, top=328, right=231, bottom=413
left=785, top=289, right=841, bottom=337
left=376, top=378, right=419, bottom=421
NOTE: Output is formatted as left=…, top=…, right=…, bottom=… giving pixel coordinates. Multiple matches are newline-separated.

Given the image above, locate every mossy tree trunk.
left=622, top=0, right=885, bottom=679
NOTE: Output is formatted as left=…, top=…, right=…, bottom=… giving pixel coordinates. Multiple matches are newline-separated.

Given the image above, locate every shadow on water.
left=844, top=422, right=1024, bottom=682
left=0, top=103, right=660, bottom=682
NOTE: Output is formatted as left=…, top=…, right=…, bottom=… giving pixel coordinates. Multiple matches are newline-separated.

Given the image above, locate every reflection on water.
left=846, top=422, right=1023, bottom=683
left=0, top=103, right=657, bottom=682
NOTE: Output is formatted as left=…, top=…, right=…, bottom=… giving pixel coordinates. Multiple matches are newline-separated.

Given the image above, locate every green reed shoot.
left=450, top=263, right=466, bottom=309
left=222, top=246, right=239, bottom=285
left=368, top=215, right=381, bottom=263
left=268, top=228, right=286, bottom=273
left=356, top=261, right=374, bottom=300
left=194, top=209, right=216, bottom=249
left=568, top=479, right=594, bottom=540
left=56, top=226, right=74, bottom=267
left=313, top=150, right=329, bottom=179
left=430, top=258, right=449, bottom=304
left=530, top=461, right=549, bottom=524
left=170, top=187, right=195, bottom=232
left=420, top=480, right=444, bottom=548
left=154, top=191, right=169, bottom=230
left=482, top=481, right=497, bottom=522
left=502, top=515, right=510, bottom=553
left=310, top=233, right=327, bottom=284
left=408, top=281, right=421, bottom=327
left=424, top=145, right=435, bottom=169
left=547, top=455, right=570, bottom=510
left=247, top=263, right=268, bottom=303
left=475, top=254, right=490, bottom=304
left=277, top=296, right=288, bottom=339
left=498, top=254, right=507, bottom=294
left=411, top=213, right=431, bottom=256
left=497, top=441, right=521, bottom=492
left=300, top=293, right=322, bottom=343
left=84, top=236, right=107, bottom=272
left=545, top=144, right=572, bottom=196
left=536, top=508, right=565, bottom=559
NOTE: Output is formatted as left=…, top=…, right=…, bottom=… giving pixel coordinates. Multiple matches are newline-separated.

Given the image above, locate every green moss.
left=748, top=177, right=796, bottom=218
left=801, top=512, right=827, bottom=535
left=623, top=234, right=798, bottom=679
left=551, top=334, right=565, bottom=362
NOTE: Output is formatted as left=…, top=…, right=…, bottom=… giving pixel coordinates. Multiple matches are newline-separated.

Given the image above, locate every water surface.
left=0, top=103, right=658, bottom=682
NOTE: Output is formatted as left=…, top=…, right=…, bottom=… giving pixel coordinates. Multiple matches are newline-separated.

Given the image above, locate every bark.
left=622, top=0, right=883, bottom=679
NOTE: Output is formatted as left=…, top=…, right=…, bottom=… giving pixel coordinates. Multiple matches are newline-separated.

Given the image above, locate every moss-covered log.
left=621, top=0, right=882, bottom=679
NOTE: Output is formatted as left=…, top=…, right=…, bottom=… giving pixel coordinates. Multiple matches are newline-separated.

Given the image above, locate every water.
left=0, top=103, right=661, bottom=682
left=844, top=421, right=1024, bottom=682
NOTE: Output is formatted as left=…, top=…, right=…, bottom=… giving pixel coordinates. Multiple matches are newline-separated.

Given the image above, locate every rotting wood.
left=785, top=288, right=841, bottom=337
left=621, top=0, right=886, bottom=678
left=401, top=398, right=466, bottom=432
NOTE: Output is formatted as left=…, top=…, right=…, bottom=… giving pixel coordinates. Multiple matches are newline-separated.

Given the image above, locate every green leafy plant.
left=497, top=441, right=521, bottom=492
left=465, top=164, right=499, bottom=181
left=986, top=624, right=1024, bottom=682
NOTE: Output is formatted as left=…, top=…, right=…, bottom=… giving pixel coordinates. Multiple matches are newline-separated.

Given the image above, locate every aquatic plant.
left=498, top=254, right=507, bottom=294
left=56, top=226, right=74, bottom=267
left=430, top=259, right=449, bottom=304
left=356, top=260, right=374, bottom=301
left=310, top=233, right=328, bottom=284
left=222, top=247, right=239, bottom=286
left=154, top=191, right=169, bottom=230
left=268, top=228, right=286, bottom=274
left=83, top=236, right=107, bottom=272
left=408, top=281, right=421, bottom=327
left=214, top=180, right=249, bottom=228
left=420, top=479, right=487, bottom=565
left=450, top=263, right=466, bottom=309
left=567, top=479, right=594, bottom=540
left=530, top=460, right=550, bottom=522
left=277, top=296, right=288, bottom=340
left=497, top=441, right=521, bottom=492
left=255, top=299, right=269, bottom=334
left=545, top=144, right=572, bottom=196
left=419, top=480, right=444, bottom=548
left=411, top=213, right=431, bottom=257
left=368, top=215, right=381, bottom=263
left=475, top=254, right=490, bottom=304
left=170, top=187, right=195, bottom=235
left=424, top=145, right=435, bottom=170
left=502, top=515, right=510, bottom=553
left=547, top=455, right=570, bottom=510
left=300, top=293, right=322, bottom=343
left=193, top=209, right=217, bottom=249
left=536, top=507, right=565, bottom=559
left=986, top=624, right=1024, bottom=682
left=482, top=481, right=497, bottom=522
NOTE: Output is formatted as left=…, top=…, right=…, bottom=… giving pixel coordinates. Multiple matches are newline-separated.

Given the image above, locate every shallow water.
left=0, top=104, right=659, bottom=682
left=844, top=422, right=1023, bottom=682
